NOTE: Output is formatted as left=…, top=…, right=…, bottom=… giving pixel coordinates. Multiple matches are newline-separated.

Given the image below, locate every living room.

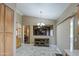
left=0, top=3, right=79, bottom=56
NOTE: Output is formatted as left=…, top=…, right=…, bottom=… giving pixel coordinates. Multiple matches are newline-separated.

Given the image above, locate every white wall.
left=57, top=3, right=77, bottom=24
left=23, top=16, right=57, bottom=45
left=57, top=3, right=78, bottom=53
left=57, top=19, right=70, bottom=51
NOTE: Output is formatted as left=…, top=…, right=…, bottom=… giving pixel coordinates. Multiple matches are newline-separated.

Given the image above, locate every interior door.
left=24, top=25, right=30, bottom=44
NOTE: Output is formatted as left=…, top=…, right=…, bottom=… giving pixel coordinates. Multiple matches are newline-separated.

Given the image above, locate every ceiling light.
left=37, top=23, right=45, bottom=26
left=37, top=23, right=41, bottom=26
left=41, top=23, right=45, bottom=26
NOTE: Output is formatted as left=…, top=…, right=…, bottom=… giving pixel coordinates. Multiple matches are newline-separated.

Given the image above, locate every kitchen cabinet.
left=0, top=4, right=14, bottom=56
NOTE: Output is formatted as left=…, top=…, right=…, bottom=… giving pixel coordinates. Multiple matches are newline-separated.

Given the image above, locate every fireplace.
left=34, top=38, right=49, bottom=47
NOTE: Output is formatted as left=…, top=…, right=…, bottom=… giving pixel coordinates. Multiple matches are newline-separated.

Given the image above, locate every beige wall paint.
left=16, top=12, right=23, bottom=43
left=16, top=13, right=23, bottom=24
left=23, top=16, right=57, bottom=45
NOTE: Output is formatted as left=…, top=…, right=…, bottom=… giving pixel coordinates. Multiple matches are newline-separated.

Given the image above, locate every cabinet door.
left=0, top=4, right=5, bottom=32
left=5, top=6, right=14, bottom=32
left=4, top=6, right=14, bottom=56
left=0, top=33, right=4, bottom=55
left=0, top=4, right=5, bottom=56
left=0, top=4, right=14, bottom=56
left=4, top=33, right=13, bottom=56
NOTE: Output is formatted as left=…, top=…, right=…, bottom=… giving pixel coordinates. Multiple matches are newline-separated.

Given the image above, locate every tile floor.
left=16, top=44, right=61, bottom=56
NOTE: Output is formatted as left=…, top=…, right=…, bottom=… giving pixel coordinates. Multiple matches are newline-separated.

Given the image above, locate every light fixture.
left=37, top=11, right=45, bottom=28
left=41, top=23, right=45, bottom=26
left=37, top=23, right=45, bottom=27
left=37, top=23, right=41, bottom=26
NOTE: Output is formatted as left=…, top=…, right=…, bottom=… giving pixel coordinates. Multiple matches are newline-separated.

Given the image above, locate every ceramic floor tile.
left=16, top=44, right=60, bottom=56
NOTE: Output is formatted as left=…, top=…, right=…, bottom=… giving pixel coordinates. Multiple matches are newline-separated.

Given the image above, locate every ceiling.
left=16, top=3, right=70, bottom=20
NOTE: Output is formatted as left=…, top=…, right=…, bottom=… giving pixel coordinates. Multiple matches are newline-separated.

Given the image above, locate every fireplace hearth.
left=34, top=38, right=49, bottom=47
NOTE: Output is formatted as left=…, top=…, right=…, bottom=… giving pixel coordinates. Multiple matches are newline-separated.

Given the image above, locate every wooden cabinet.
left=0, top=4, right=5, bottom=32
left=5, top=6, right=14, bottom=32
left=0, top=4, right=14, bottom=56
left=0, top=4, right=5, bottom=56
left=0, top=33, right=4, bottom=55
left=4, top=6, right=14, bottom=56
left=5, top=33, right=13, bottom=56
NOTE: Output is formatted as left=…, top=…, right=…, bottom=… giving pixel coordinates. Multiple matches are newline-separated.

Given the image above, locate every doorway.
left=24, top=25, right=30, bottom=44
